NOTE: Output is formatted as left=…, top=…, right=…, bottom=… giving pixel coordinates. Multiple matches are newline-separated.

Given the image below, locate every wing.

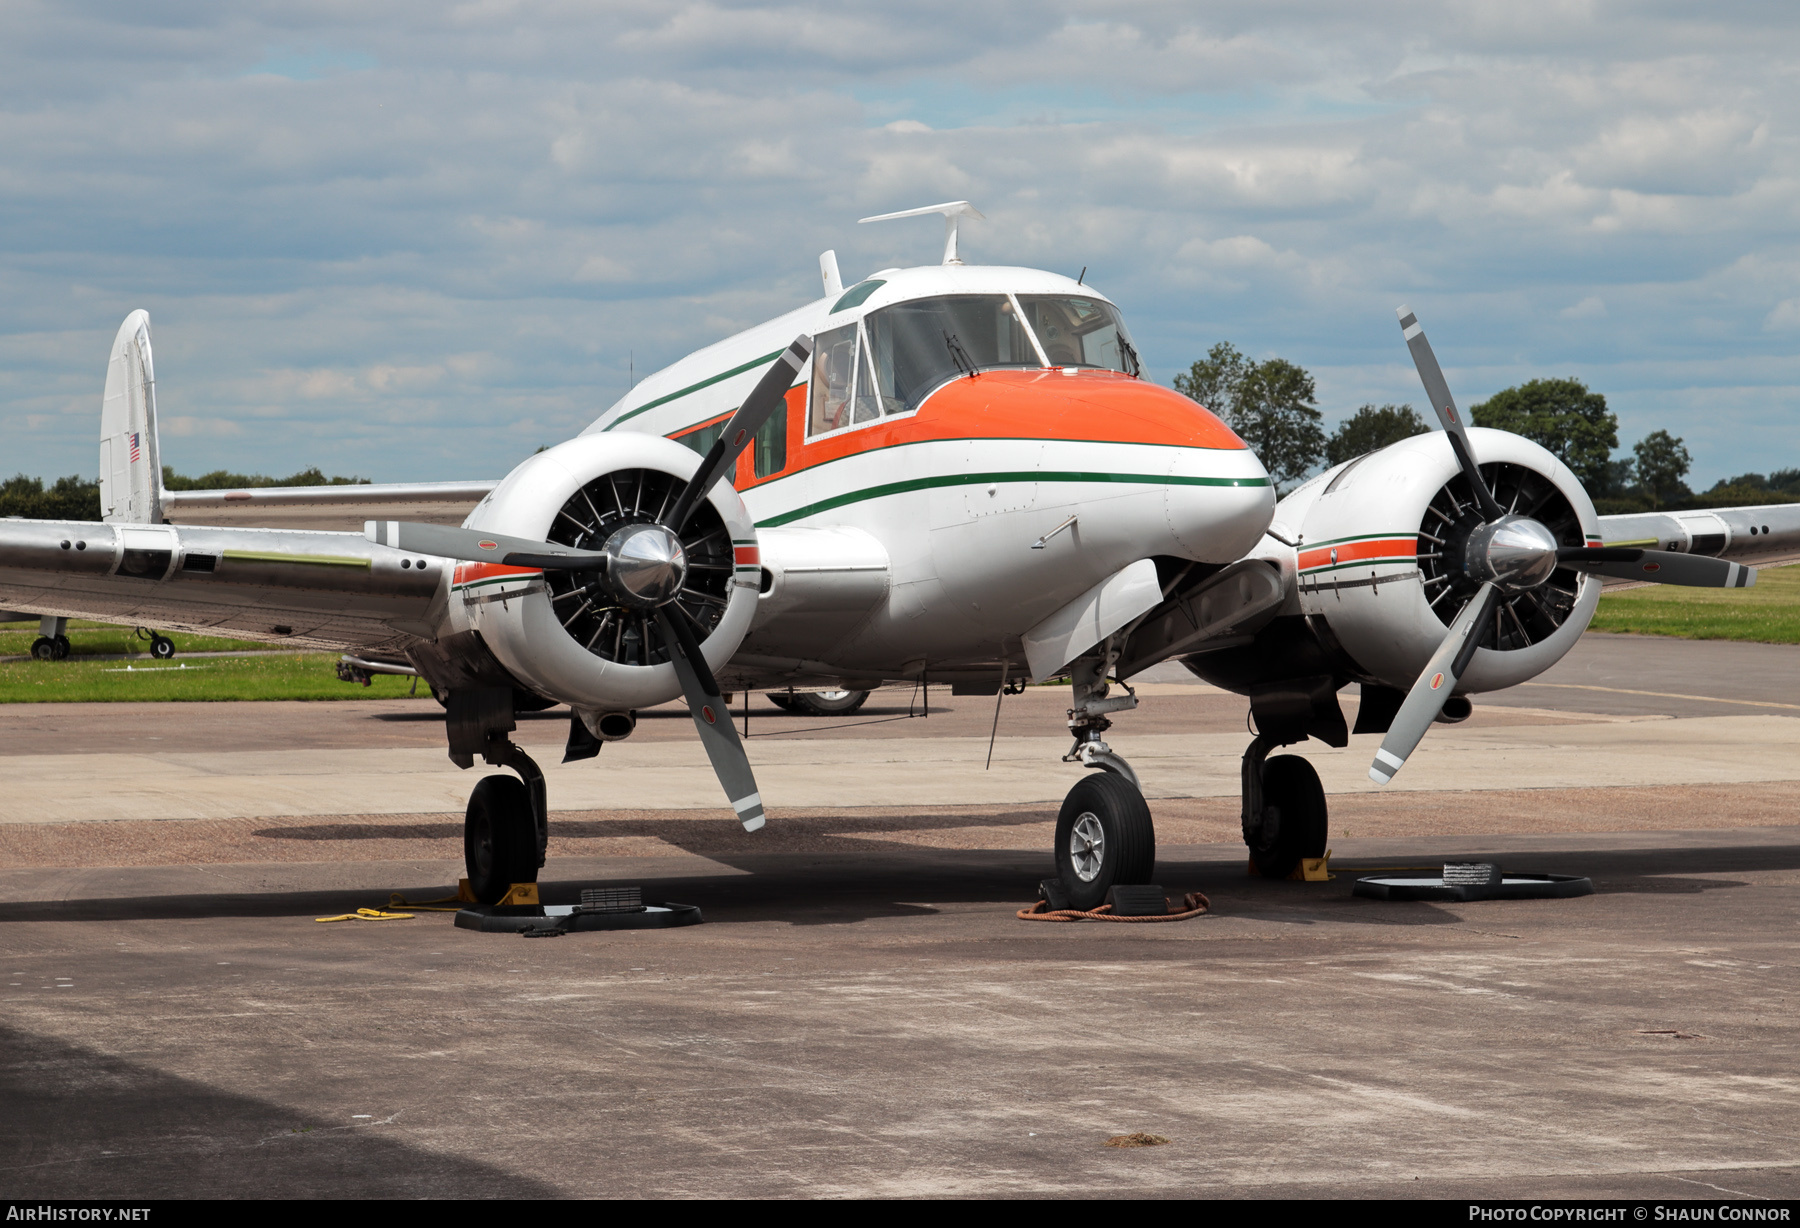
left=0, top=517, right=444, bottom=652
left=163, top=480, right=496, bottom=532
left=1595, top=501, right=1800, bottom=585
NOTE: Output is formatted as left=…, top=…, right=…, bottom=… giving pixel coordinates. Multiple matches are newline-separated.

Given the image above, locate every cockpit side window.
left=1015, top=295, right=1140, bottom=375
left=808, top=323, right=859, bottom=436
left=862, top=295, right=1042, bottom=415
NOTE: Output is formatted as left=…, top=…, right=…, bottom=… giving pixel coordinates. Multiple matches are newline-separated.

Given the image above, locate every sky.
left=3, top=1, right=1799, bottom=487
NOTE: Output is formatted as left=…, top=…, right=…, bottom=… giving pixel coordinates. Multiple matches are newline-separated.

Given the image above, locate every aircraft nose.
left=1164, top=445, right=1275, bottom=562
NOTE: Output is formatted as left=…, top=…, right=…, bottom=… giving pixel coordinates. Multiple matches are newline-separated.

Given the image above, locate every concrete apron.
left=2, top=712, right=1798, bottom=824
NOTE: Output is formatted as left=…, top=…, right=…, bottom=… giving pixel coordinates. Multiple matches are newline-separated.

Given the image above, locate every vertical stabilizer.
left=99, top=310, right=164, bottom=525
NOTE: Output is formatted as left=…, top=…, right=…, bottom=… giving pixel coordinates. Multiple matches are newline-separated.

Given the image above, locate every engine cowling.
left=446, top=434, right=759, bottom=710
left=1278, top=426, right=1602, bottom=695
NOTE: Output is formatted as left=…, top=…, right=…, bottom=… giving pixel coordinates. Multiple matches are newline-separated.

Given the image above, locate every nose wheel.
left=1054, top=772, right=1156, bottom=910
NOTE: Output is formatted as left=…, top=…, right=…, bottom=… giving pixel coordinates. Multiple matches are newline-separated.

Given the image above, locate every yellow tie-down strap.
left=315, top=907, right=415, bottom=923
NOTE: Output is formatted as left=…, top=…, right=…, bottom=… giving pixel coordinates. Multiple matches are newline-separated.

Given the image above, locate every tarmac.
left=1, top=633, right=1797, bottom=1199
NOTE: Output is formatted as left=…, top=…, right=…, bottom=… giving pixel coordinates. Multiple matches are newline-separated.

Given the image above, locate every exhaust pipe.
left=590, top=710, right=637, bottom=742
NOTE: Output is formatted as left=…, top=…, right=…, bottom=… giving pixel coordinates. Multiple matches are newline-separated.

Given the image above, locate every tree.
left=1469, top=378, right=1617, bottom=493
left=1632, top=430, right=1691, bottom=509
left=1324, top=404, right=1430, bottom=467
left=1174, top=342, right=1325, bottom=491
left=0, top=475, right=101, bottom=521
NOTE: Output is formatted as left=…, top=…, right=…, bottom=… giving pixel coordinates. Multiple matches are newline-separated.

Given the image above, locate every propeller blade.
left=661, top=335, right=813, bottom=534
left=1395, top=306, right=1505, bottom=520
left=1559, top=546, right=1755, bottom=588
left=1369, top=581, right=1500, bottom=784
left=364, top=520, right=607, bottom=571
left=655, top=608, right=766, bottom=831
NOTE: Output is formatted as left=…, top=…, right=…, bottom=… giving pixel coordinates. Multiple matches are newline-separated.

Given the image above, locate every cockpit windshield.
left=1015, top=296, right=1139, bottom=375
left=807, top=291, right=1139, bottom=437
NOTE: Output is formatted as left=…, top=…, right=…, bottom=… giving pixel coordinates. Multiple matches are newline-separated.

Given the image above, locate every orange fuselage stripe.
left=1297, top=538, right=1418, bottom=571
left=699, top=369, right=1247, bottom=491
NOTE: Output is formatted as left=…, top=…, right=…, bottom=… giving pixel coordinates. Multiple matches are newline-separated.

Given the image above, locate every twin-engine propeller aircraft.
left=4, top=201, right=1796, bottom=908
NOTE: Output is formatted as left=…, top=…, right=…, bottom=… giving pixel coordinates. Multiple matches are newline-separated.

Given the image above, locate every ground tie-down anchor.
left=454, top=884, right=705, bottom=935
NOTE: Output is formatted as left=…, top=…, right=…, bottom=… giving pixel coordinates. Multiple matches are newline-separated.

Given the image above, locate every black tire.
left=53, top=636, right=71, bottom=660
left=464, top=775, right=538, bottom=905
left=149, top=634, right=175, bottom=660
left=30, top=637, right=57, bottom=662
left=1247, top=755, right=1327, bottom=879
left=1053, top=771, right=1157, bottom=910
left=765, top=689, right=870, bottom=716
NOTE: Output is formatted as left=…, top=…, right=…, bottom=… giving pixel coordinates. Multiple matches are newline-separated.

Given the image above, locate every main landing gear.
left=444, top=687, right=549, bottom=905
left=29, top=616, right=70, bottom=661
left=1051, top=638, right=1158, bottom=909
left=1237, top=675, right=1342, bottom=878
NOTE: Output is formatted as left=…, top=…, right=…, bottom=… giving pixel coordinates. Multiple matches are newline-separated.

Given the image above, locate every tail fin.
left=98, top=310, right=164, bottom=525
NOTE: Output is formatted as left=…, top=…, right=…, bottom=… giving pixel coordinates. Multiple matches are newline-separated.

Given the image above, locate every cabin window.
left=754, top=404, right=787, bottom=477
left=1013, top=296, right=1139, bottom=374
left=675, top=416, right=729, bottom=456
left=861, top=295, right=1043, bottom=415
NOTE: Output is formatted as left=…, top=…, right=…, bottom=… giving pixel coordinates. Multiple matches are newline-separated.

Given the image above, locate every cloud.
left=3, top=2, right=1800, bottom=486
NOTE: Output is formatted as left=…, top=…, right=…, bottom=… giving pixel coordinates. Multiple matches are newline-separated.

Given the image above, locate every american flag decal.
left=129, top=432, right=141, bottom=463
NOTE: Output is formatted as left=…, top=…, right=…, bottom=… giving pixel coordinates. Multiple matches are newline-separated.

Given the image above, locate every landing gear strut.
left=1051, top=638, right=1156, bottom=907
left=445, top=687, right=549, bottom=905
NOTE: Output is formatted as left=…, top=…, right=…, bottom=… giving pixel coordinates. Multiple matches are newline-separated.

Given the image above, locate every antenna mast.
left=858, top=201, right=986, bottom=266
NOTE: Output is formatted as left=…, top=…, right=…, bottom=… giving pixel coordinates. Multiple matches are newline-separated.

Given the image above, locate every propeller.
left=365, top=520, right=608, bottom=571
left=661, top=335, right=812, bottom=534
left=1369, top=581, right=1499, bottom=784
left=365, top=335, right=813, bottom=831
left=1369, top=308, right=1758, bottom=785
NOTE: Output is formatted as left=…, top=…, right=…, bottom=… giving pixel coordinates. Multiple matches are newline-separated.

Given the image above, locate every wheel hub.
left=1069, top=811, right=1106, bottom=882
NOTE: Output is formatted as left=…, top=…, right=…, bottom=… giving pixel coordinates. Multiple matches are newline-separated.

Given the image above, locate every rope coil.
left=1017, top=891, right=1211, bottom=923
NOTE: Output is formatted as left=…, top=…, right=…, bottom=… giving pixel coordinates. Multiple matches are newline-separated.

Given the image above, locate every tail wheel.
left=149, top=634, right=175, bottom=659
left=1054, top=772, right=1156, bottom=910
left=1247, top=755, right=1327, bottom=879
left=464, top=775, right=538, bottom=905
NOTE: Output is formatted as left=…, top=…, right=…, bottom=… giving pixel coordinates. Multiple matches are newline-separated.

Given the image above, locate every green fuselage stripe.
left=604, top=349, right=787, bottom=429
left=756, top=470, right=1269, bottom=528
left=1300, top=559, right=1419, bottom=575
left=1302, top=532, right=1420, bottom=548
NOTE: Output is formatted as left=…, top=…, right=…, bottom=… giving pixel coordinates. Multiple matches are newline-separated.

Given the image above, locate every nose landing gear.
left=1048, top=639, right=1157, bottom=908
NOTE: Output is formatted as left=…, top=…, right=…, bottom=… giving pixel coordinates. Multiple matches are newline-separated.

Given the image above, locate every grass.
left=0, top=652, right=433, bottom=703
left=1589, top=562, right=1800, bottom=644
left=0, top=619, right=270, bottom=657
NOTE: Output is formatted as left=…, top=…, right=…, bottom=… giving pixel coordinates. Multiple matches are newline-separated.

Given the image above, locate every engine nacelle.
left=1274, top=426, right=1602, bottom=695
left=447, top=434, right=759, bottom=711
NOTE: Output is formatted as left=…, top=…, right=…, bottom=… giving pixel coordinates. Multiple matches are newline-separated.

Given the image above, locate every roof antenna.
left=1077, top=266, right=1086, bottom=286
left=858, top=201, right=985, bottom=266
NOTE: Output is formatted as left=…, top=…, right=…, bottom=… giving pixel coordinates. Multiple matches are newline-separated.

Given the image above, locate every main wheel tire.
left=1247, top=754, right=1327, bottom=880
left=1054, top=771, right=1157, bottom=910
left=764, top=689, right=870, bottom=716
left=464, top=775, right=538, bottom=905
left=30, top=637, right=56, bottom=662
left=52, top=636, right=71, bottom=660
left=149, top=634, right=175, bottom=659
